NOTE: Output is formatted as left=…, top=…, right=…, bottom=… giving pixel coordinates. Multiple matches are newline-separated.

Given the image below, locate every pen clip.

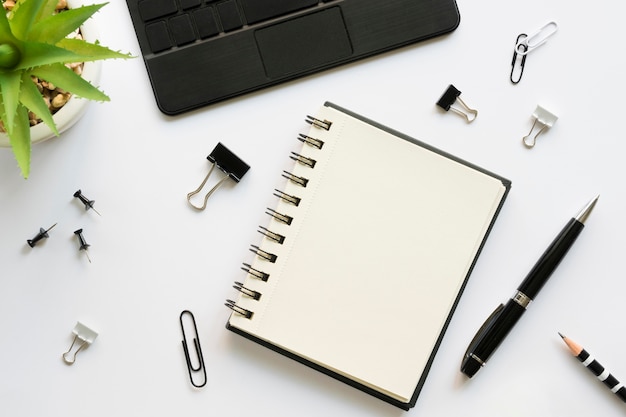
left=464, top=303, right=504, bottom=358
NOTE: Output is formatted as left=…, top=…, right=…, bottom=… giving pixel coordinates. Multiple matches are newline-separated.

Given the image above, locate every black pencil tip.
left=558, top=332, right=565, bottom=339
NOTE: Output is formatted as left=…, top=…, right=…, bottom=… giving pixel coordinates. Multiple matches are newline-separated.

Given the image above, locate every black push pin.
left=73, top=189, right=101, bottom=216
left=73, top=229, right=92, bottom=263
left=27, top=223, right=57, bottom=247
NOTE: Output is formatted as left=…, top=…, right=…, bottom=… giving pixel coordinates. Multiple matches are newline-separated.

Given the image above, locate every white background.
left=1, top=1, right=625, bottom=416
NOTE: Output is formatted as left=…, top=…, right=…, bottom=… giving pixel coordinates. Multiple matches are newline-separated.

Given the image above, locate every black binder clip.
left=179, top=310, right=207, bottom=388
left=436, top=85, right=478, bottom=123
left=186, top=142, right=250, bottom=211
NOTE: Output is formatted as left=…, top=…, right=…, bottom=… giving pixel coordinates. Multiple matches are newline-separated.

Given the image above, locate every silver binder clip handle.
left=187, top=163, right=231, bottom=210
left=515, top=21, right=558, bottom=56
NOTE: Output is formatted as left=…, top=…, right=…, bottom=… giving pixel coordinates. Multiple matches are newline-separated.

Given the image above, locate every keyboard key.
left=145, top=21, right=172, bottom=53
left=193, top=7, right=220, bottom=39
left=180, top=0, right=201, bottom=10
left=169, top=14, right=196, bottom=46
left=217, top=0, right=243, bottom=32
left=239, top=0, right=318, bottom=25
left=138, top=0, right=177, bottom=22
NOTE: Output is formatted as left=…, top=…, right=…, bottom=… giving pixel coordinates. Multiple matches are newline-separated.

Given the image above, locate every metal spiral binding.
left=282, top=170, right=309, bottom=187
left=227, top=113, right=333, bottom=322
left=233, top=281, right=262, bottom=300
left=273, top=189, right=301, bottom=206
left=266, top=208, right=293, bottom=225
left=305, top=115, right=332, bottom=130
left=258, top=226, right=285, bottom=244
left=225, top=299, right=254, bottom=319
left=290, top=152, right=317, bottom=168
left=249, top=244, right=277, bottom=263
left=298, top=133, right=324, bottom=149
left=241, top=262, right=269, bottom=281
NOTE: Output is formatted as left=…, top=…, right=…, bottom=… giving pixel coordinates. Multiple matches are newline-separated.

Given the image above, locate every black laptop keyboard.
left=139, top=0, right=332, bottom=54
left=127, top=0, right=460, bottom=114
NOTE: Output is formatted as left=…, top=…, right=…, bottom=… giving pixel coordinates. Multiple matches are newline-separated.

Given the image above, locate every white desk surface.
left=1, top=1, right=625, bottom=416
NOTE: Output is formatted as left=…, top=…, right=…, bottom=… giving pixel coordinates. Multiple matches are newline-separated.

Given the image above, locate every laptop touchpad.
left=255, top=7, right=353, bottom=79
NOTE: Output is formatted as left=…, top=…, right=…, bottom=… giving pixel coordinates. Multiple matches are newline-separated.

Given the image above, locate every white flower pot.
left=0, top=0, right=102, bottom=148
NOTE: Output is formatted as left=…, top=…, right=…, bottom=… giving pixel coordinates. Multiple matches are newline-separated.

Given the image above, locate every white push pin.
left=522, top=105, right=558, bottom=148
left=62, top=322, right=98, bottom=365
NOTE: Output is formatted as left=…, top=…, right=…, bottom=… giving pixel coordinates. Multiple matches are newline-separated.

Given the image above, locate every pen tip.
left=575, top=196, right=599, bottom=224
left=558, top=332, right=565, bottom=339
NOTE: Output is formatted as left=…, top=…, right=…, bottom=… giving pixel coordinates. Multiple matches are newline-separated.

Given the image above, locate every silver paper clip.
left=511, top=21, right=558, bottom=84
left=522, top=105, right=558, bottom=148
left=180, top=310, right=207, bottom=388
left=62, top=322, right=98, bottom=365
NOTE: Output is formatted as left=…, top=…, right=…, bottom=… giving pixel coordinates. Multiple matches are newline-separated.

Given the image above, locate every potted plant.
left=0, top=0, right=131, bottom=178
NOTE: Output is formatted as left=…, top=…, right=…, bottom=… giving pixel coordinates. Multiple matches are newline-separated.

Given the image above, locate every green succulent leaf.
left=0, top=43, right=21, bottom=68
left=0, top=9, right=21, bottom=69
left=9, top=0, right=48, bottom=40
left=0, top=0, right=133, bottom=178
left=57, top=37, right=133, bottom=61
left=28, top=4, right=107, bottom=43
left=15, top=41, right=83, bottom=69
left=7, top=103, right=31, bottom=179
left=19, top=73, right=58, bottom=136
left=0, top=69, right=22, bottom=135
left=31, top=63, right=110, bottom=102
left=0, top=3, right=19, bottom=43
left=36, top=0, right=58, bottom=23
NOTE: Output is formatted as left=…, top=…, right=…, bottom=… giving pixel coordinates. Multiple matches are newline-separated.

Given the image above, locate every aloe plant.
left=0, top=0, right=131, bottom=178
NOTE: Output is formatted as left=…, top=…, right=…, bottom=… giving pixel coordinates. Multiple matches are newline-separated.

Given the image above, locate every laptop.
left=126, top=0, right=460, bottom=115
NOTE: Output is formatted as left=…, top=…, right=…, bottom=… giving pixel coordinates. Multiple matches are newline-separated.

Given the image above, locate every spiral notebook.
left=225, top=102, right=511, bottom=410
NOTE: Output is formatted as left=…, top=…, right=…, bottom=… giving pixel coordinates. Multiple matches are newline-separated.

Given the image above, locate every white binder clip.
left=62, top=322, right=98, bottom=365
left=522, top=105, right=558, bottom=148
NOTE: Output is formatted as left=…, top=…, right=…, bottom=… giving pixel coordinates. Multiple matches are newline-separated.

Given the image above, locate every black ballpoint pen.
left=461, top=195, right=599, bottom=378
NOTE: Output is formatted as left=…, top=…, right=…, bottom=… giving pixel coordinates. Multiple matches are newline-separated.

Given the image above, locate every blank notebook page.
left=228, top=104, right=507, bottom=403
